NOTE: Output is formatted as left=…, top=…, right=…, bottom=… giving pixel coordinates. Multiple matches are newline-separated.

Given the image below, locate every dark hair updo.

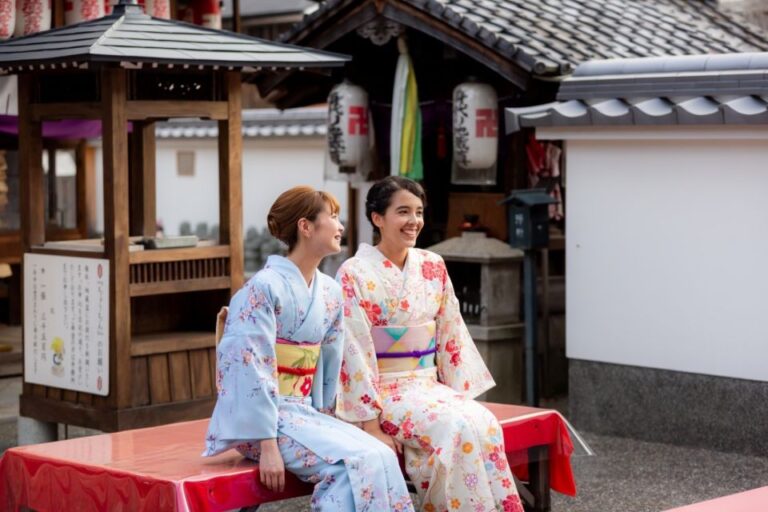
left=267, top=186, right=340, bottom=251
left=365, top=176, right=426, bottom=235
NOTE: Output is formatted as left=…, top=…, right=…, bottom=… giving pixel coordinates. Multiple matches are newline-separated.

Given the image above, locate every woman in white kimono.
left=204, top=186, right=413, bottom=512
left=336, top=177, right=523, bottom=512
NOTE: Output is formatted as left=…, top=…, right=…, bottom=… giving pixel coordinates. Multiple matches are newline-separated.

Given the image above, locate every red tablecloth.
left=0, top=403, right=576, bottom=511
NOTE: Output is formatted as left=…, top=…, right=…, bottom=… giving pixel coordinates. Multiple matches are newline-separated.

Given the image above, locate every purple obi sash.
left=371, top=322, right=437, bottom=373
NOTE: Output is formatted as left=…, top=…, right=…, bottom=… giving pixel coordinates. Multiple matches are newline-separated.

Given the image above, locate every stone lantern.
left=428, top=231, right=524, bottom=403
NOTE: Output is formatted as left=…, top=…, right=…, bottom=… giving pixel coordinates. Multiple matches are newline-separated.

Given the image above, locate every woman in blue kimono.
left=203, top=186, right=413, bottom=512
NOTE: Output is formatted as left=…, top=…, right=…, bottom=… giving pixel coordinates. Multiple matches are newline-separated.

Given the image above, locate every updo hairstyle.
left=267, top=186, right=340, bottom=251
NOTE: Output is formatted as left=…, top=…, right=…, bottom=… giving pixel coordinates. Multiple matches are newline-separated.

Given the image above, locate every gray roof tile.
left=283, top=0, right=768, bottom=76
left=505, top=52, right=768, bottom=130
left=0, top=1, right=348, bottom=72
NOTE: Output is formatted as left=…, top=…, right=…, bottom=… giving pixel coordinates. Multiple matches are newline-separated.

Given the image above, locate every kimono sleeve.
left=434, top=255, right=496, bottom=398
left=312, top=285, right=345, bottom=414
left=203, top=277, right=279, bottom=456
left=335, top=264, right=383, bottom=422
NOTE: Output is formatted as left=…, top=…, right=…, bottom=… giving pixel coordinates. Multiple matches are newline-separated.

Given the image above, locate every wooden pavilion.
left=0, top=0, right=346, bottom=433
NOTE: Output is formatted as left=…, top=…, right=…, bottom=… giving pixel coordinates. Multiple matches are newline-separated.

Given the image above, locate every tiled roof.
left=0, top=0, right=347, bottom=73
left=155, top=106, right=328, bottom=138
left=283, top=0, right=768, bottom=75
left=221, top=0, right=315, bottom=19
left=505, top=52, right=768, bottom=130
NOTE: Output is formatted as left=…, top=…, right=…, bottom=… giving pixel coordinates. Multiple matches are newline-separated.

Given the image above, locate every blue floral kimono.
left=203, top=255, right=413, bottom=512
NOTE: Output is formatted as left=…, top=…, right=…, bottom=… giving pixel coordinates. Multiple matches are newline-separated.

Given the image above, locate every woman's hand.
left=259, top=438, right=285, bottom=492
left=362, top=418, right=403, bottom=454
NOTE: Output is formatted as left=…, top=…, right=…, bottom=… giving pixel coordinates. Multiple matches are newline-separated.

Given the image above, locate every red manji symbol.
left=476, top=108, right=498, bottom=137
left=348, top=106, right=369, bottom=136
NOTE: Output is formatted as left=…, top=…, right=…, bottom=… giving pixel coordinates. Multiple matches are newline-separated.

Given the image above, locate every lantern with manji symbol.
left=139, top=0, right=170, bottom=18
left=65, top=0, right=104, bottom=25
left=191, top=0, right=220, bottom=29
left=327, top=81, right=369, bottom=170
left=15, top=0, right=51, bottom=36
left=0, top=0, right=15, bottom=40
left=452, top=81, right=499, bottom=169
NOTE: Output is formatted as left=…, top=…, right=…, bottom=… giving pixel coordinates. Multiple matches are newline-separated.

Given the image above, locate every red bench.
left=0, top=403, right=576, bottom=511
left=662, top=487, right=768, bottom=512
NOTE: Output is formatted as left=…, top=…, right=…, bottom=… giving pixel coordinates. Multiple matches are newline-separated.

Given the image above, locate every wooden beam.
left=129, top=277, right=231, bottom=297
left=126, top=101, right=228, bottom=121
left=128, top=245, right=230, bottom=264
left=384, top=2, right=530, bottom=89
left=130, top=331, right=215, bottom=357
left=102, top=67, right=132, bottom=410
left=218, top=72, right=243, bottom=294
left=30, top=103, right=102, bottom=121
left=129, top=121, right=157, bottom=237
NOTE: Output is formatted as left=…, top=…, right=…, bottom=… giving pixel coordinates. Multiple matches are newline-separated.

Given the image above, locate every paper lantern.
left=15, top=0, right=51, bottom=36
left=139, top=0, right=170, bottom=18
left=192, top=0, right=220, bottom=29
left=327, top=82, right=369, bottom=169
left=104, top=0, right=112, bottom=15
left=0, top=0, right=15, bottom=40
left=453, top=82, right=498, bottom=169
left=65, top=0, right=104, bottom=25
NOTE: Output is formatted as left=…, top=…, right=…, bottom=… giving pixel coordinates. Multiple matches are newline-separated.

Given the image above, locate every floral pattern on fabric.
left=204, top=255, right=413, bottom=511
left=336, top=244, right=522, bottom=512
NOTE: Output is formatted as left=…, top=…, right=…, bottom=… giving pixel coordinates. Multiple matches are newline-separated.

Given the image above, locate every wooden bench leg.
left=528, top=446, right=551, bottom=512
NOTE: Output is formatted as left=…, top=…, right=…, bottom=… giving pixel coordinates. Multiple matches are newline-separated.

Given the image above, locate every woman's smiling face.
left=372, top=189, right=425, bottom=250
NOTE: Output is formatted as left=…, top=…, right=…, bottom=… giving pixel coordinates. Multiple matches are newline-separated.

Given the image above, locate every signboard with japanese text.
left=23, top=254, right=109, bottom=396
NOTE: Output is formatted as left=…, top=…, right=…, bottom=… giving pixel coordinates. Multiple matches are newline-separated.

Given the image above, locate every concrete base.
left=17, top=415, right=57, bottom=446
left=569, top=359, right=768, bottom=456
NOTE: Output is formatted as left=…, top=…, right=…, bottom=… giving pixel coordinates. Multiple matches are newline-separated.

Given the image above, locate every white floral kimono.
left=204, top=255, right=413, bottom=512
left=337, top=244, right=523, bottom=512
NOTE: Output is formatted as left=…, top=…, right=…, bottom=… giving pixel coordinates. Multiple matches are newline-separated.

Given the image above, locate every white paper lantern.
left=327, top=82, right=370, bottom=169
left=15, top=0, right=51, bottom=36
left=453, top=82, right=498, bottom=169
left=139, top=0, right=170, bottom=18
left=0, top=0, right=15, bottom=40
left=65, top=0, right=104, bottom=25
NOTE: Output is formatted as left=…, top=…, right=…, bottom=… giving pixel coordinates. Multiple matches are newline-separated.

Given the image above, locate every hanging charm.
left=356, top=18, right=403, bottom=46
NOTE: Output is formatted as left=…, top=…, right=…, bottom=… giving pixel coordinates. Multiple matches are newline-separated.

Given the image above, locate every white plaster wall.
left=562, top=136, right=768, bottom=382
left=93, top=136, right=348, bottom=236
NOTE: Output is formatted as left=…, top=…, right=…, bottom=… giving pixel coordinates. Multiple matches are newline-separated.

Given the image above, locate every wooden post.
left=232, top=0, right=241, bottom=33
left=102, top=67, right=132, bottom=410
left=46, top=148, right=57, bottom=224
left=218, top=72, right=243, bottom=293
left=528, top=445, right=551, bottom=512
left=76, top=141, right=97, bottom=237
left=18, top=73, right=45, bottom=400
left=129, top=121, right=157, bottom=237
left=347, top=182, right=357, bottom=258
left=18, top=74, right=45, bottom=251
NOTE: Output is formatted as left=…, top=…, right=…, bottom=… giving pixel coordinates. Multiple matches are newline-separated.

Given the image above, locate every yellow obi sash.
left=371, top=322, right=436, bottom=373
left=275, top=338, right=320, bottom=397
